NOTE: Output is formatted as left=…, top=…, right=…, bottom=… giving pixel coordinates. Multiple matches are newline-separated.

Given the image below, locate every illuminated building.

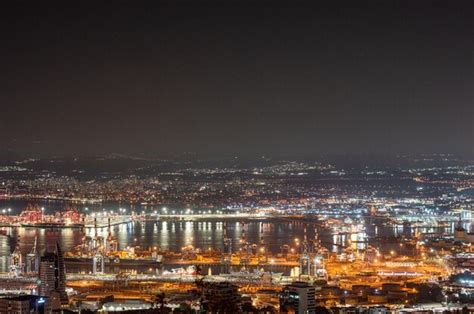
left=39, top=254, right=57, bottom=300
left=0, top=295, right=48, bottom=314
left=39, top=243, right=68, bottom=309
left=102, top=300, right=152, bottom=312
left=279, top=281, right=316, bottom=314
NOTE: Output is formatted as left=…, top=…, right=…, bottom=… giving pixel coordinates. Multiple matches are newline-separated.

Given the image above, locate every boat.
left=21, top=222, right=84, bottom=229
left=19, top=205, right=84, bottom=228
left=162, top=265, right=197, bottom=275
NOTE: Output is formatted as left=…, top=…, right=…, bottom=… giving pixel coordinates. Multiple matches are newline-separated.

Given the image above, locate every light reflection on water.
left=0, top=199, right=468, bottom=273
left=0, top=218, right=408, bottom=273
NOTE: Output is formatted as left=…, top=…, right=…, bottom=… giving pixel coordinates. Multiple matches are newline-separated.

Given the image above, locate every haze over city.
left=0, top=1, right=472, bottom=314
left=0, top=1, right=472, bottom=158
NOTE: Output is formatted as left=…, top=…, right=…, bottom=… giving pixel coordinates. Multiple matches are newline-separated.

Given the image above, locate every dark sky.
left=0, top=1, right=472, bottom=157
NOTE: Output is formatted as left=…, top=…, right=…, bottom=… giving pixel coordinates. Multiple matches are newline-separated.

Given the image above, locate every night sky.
left=0, top=1, right=472, bottom=157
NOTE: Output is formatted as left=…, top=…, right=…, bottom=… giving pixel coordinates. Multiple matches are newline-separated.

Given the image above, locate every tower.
left=299, top=226, right=310, bottom=277
left=39, top=252, right=56, bottom=297
left=55, top=243, right=67, bottom=303
left=39, top=243, right=68, bottom=306
left=26, top=236, right=40, bottom=274
left=222, top=221, right=231, bottom=273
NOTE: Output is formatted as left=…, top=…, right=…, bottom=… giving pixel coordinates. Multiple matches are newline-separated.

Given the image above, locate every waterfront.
left=0, top=193, right=471, bottom=312
left=0, top=199, right=458, bottom=274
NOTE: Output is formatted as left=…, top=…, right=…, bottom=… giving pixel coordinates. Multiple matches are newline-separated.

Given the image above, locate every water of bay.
left=0, top=199, right=426, bottom=274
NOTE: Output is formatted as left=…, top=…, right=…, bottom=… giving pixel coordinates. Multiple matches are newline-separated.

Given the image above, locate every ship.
left=219, top=268, right=283, bottom=283
left=64, top=255, right=162, bottom=267
left=162, top=265, right=197, bottom=276
left=20, top=222, right=84, bottom=228
left=19, top=204, right=85, bottom=228
left=64, top=217, right=162, bottom=269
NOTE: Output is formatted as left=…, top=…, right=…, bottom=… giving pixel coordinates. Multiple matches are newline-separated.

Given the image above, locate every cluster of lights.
left=1, top=208, right=11, bottom=214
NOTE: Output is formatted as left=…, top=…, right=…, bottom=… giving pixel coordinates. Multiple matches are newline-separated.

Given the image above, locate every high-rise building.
left=55, top=243, right=67, bottom=302
left=280, top=281, right=316, bottom=314
left=38, top=243, right=68, bottom=309
left=39, top=253, right=56, bottom=295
